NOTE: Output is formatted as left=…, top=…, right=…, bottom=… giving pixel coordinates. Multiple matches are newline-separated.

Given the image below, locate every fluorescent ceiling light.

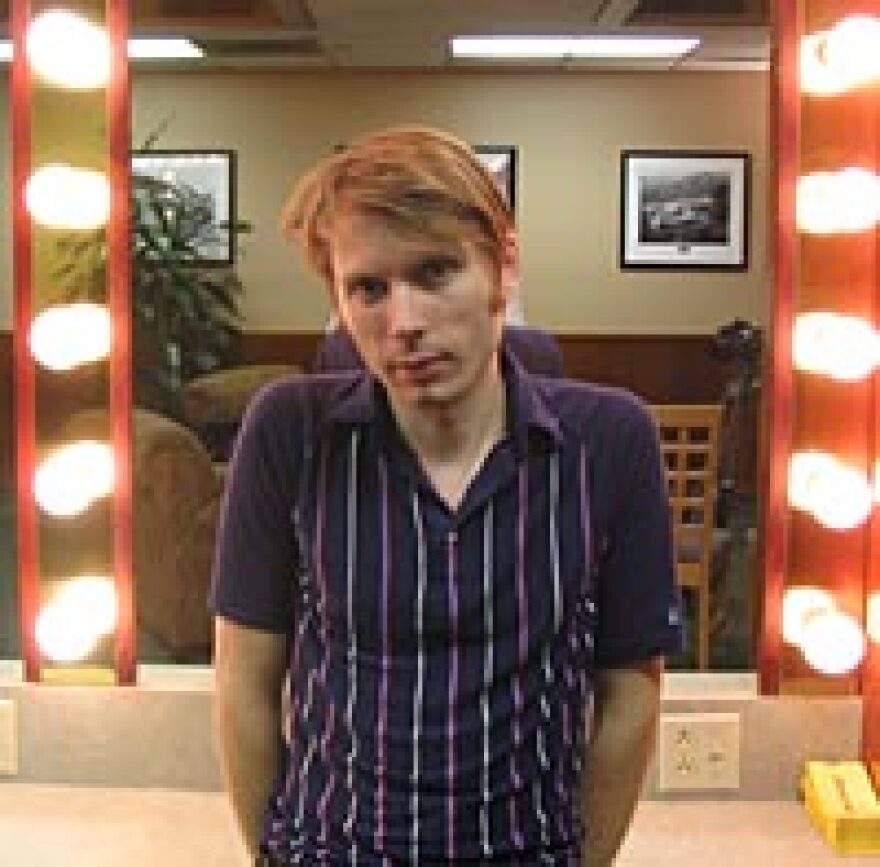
left=0, top=37, right=203, bottom=61
left=451, top=35, right=700, bottom=60
left=127, top=38, right=203, bottom=59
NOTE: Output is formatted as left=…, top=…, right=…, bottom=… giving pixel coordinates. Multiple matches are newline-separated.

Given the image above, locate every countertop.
left=0, top=785, right=877, bottom=865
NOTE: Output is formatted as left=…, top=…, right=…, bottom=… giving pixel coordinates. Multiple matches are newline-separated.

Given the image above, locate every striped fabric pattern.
left=266, top=421, right=596, bottom=865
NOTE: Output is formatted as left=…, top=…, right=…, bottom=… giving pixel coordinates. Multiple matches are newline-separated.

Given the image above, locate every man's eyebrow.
left=406, top=246, right=464, bottom=264
left=342, top=269, right=385, bottom=289
left=343, top=269, right=374, bottom=284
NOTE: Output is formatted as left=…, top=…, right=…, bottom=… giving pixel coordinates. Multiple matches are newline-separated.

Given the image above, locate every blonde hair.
left=280, top=125, right=513, bottom=286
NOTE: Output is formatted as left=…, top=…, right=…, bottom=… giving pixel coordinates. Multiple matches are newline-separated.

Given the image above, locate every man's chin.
left=385, top=377, right=454, bottom=407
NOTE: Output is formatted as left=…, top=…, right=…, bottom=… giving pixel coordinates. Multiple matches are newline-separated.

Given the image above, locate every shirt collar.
left=320, top=345, right=563, bottom=449
left=501, top=345, right=563, bottom=450
left=320, top=372, right=377, bottom=430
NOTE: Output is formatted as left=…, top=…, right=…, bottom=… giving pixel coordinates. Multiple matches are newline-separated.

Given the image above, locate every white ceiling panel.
left=108, top=0, right=771, bottom=71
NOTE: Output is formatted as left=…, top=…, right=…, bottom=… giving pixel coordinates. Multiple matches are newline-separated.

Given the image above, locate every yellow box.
left=801, top=761, right=880, bottom=854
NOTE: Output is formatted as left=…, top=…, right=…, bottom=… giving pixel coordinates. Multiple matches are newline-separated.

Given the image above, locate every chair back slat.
left=649, top=403, right=723, bottom=669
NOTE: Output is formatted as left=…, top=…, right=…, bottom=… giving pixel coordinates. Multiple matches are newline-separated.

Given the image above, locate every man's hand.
left=581, top=658, right=663, bottom=866
left=213, top=616, right=289, bottom=857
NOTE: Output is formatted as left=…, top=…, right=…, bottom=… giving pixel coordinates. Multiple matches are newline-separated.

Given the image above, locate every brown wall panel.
left=556, top=334, right=728, bottom=403
left=0, top=330, right=751, bottom=491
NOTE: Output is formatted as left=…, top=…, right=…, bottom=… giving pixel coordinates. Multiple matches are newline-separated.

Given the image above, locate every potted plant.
left=128, top=168, right=247, bottom=419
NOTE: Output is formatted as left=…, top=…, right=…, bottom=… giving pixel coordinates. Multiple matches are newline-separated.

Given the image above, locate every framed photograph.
left=131, top=149, right=236, bottom=265
left=620, top=150, right=750, bottom=270
left=474, top=144, right=518, bottom=212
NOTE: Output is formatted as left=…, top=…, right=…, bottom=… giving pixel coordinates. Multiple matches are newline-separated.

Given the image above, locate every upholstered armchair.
left=132, top=409, right=224, bottom=659
left=62, top=407, right=223, bottom=661
left=179, top=363, right=302, bottom=462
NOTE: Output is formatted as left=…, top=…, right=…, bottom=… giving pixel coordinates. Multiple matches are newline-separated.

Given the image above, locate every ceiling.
left=3, top=0, right=773, bottom=71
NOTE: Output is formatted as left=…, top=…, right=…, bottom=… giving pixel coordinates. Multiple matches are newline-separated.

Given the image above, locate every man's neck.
left=389, top=358, right=507, bottom=472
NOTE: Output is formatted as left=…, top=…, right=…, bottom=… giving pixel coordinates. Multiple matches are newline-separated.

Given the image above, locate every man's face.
left=329, top=208, right=512, bottom=411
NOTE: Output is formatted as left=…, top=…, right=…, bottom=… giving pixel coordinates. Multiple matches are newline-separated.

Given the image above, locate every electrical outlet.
left=656, top=712, right=740, bottom=792
left=0, top=699, right=18, bottom=776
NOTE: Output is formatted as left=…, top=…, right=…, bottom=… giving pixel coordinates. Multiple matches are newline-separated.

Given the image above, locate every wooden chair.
left=649, top=404, right=723, bottom=670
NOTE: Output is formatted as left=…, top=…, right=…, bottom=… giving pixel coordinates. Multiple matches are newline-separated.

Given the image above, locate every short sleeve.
left=592, top=399, right=684, bottom=667
left=209, top=384, right=303, bottom=633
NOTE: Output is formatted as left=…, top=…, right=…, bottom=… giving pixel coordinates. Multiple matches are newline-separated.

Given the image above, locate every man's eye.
left=348, top=278, right=387, bottom=303
left=411, top=256, right=461, bottom=287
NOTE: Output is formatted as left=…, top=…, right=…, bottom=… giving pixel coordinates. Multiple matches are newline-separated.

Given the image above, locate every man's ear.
left=497, top=229, right=520, bottom=311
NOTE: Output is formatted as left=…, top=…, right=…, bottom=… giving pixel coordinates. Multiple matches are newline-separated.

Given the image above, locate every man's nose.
left=386, top=282, right=426, bottom=339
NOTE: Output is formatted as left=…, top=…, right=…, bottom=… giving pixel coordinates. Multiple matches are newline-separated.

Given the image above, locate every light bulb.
left=25, top=164, right=111, bottom=230
left=35, top=576, right=117, bottom=663
left=57, top=576, right=118, bottom=637
left=800, top=31, right=847, bottom=96
left=868, top=593, right=880, bottom=643
left=34, top=440, right=115, bottom=518
left=788, top=451, right=836, bottom=511
left=26, top=10, right=110, bottom=89
left=799, top=610, right=866, bottom=676
left=28, top=303, right=112, bottom=371
left=810, top=467, right=874, bottom=530
left=35, top=602, right=97, bottom=663
left=787, top=451, right=873, bottom=530
left=796, top=168, right=880, bottom=234
left=822, top=16, right=880, bottom=91
left=782, top=586, right=836, bottom=647
left=800, top=16, right=880, bottom=95
left=793, top=312, right=878, bottom=381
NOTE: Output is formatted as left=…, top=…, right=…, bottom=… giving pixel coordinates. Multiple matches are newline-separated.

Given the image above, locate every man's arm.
left=213, top=615, right=289, bottom=857
left=581, top=657, right=663, bottom=867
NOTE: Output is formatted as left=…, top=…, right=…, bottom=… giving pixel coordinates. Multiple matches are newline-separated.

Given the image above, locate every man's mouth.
left=391, top=352, right=449, bottom=381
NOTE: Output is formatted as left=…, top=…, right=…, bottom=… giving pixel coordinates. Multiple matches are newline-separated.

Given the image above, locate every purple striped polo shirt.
left=211, top=351, right=683, bottom=865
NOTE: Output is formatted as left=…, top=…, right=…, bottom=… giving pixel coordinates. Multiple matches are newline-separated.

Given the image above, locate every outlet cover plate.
left=657, top=711, right=740, bottom=792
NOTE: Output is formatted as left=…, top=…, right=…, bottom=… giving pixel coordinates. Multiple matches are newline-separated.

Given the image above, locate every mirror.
left=0, top=1, right=771, bottom=674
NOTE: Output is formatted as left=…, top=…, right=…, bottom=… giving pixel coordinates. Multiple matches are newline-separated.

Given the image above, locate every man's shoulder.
left=237, top=370, right=369, bottom=457
left=531, top=375, right=653, bottom=439
left=248, top=370, right=366, bottom=424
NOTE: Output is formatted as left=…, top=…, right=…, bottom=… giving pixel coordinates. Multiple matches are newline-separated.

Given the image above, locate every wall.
left=133, top=69, right=769, bottom=333
left=0, top=68, right=769, bottom=333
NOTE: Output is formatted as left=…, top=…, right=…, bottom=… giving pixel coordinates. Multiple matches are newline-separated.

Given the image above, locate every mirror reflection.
left=0, top=1, right=771, bottom=672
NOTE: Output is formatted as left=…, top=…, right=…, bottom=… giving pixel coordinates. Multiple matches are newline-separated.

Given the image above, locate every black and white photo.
left=621, top=150, right=750, bottom=270
left=131, top=149, right=236, bottom=265
left=475, top=144, right=517, bottom=212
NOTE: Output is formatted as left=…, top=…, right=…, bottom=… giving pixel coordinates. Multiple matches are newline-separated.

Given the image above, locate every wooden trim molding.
left=10, top=0, right=38, bottom=683
left=760, top=0, right=798, bottom=697
left=107, top=0, right=135, bottom=685
left=2, top=328, right=754, bottom=487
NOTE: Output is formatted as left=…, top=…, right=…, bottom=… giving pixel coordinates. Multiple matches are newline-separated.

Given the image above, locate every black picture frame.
left=474, top=144, right=518, bottom=212
left=620, top=150, right=750, bottom=270
left=131, top=149, right=236, bottom=266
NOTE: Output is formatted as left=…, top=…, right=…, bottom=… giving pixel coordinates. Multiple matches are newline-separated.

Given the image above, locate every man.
left=211, top=126, right=682, bottom=866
